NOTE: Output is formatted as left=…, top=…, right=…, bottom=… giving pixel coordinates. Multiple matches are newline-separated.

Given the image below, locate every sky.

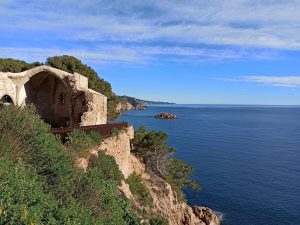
left=1, top=0, right=300, bottom=105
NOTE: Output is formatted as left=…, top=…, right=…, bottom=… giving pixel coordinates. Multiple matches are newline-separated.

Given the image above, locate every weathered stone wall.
left=0, top=74, right=17, bottom=104
left=81, top=90, right=107, bottom=126
left=0, top=65, right=107, bottom=127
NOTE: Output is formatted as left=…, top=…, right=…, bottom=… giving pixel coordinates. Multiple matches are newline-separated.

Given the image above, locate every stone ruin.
left=0, top=65, right=107, bottom=128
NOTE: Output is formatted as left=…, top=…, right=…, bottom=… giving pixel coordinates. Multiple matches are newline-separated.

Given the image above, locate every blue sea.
left=117, top=105, right=300, bottom=225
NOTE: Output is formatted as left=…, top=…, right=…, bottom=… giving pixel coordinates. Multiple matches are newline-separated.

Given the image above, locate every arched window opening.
left=0, top=95, right=13, bottom=106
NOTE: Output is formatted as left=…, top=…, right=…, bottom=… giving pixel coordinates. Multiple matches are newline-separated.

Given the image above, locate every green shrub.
left=149, top=216, right=169, bottom=225
left=111, top=127, right=120, bottom=138
left=89, top=152, right=123, bottom=184
left=66, top=130, right=101, bottom=157
left=76, top=167, right=138, bottom=225
left=0, top=106, right=139, bottom=224
left=127, top=173, right=152, bottom=207
left=0, top=106, right=76, bottom=199
left=0, top=157, right=55, bottom=224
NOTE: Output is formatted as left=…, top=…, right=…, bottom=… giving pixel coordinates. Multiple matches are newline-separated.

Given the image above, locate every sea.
left=117, top=104, right=300, bottom=225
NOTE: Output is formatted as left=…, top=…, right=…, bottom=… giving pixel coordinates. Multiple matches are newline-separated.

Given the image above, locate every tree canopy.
left=133, top=126, right=201, bottom=200
left=0, top=58, right=42, bottom=72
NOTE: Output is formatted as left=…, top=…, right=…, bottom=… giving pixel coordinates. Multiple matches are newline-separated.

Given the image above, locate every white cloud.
left=243, top=76, right=300, bottom=87
left=218, top=76, right=300, bottom=87
left=0, top=47, right=142, bottom=64
left=1, top=0, right=300, bottom=62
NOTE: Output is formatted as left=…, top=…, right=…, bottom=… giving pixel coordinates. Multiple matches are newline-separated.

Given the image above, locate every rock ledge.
left=155, top=112, right=177, bottom=119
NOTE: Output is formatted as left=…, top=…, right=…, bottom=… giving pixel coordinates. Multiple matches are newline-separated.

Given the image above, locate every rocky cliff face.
left=116, top=101, right=145, bottom=112
left=76, top=127, right=221, bottom=225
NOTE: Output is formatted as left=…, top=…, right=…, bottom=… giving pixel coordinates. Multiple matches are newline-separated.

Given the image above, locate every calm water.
left=117, top=105, right=300, bottom=225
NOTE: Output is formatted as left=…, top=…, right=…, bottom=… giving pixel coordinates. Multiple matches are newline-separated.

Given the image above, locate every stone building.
left=0, top=65, right=107, bottom=127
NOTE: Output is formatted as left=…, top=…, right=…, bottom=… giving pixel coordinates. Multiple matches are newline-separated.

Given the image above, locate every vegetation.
left=133, top=126, right=175, bottom=176
left=66, top=130, right=101, bottom=157
left=89, top=152, right=123, bottom=185
left=0, top=56, right=120, bottom=119
left=127, top=173, right=152, bottom=207
left=0, top=58, right=42, bottom=72
left=133, top=126, right=201, bottom=200
left=110, top=127, right=120, bottom=138
left=0, top=106, right=138, bottom=224
left=166, top=158, right=202, bottom=200
left=149, top=216, right=169, bottom=225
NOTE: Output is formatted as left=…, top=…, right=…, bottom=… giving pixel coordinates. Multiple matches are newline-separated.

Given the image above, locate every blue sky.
left=1, top=0, right=300, bottom=104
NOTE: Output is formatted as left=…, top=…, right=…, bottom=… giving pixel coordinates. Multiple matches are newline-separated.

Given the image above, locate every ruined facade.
left=0, top=65, right=107, bottom=127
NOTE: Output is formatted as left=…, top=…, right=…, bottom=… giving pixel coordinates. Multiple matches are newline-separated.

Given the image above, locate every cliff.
left=117, top=95, right=174, bottom=112
left=76, top=127, right=221, bottom=225
left=116, top=100, right=145, bottom=112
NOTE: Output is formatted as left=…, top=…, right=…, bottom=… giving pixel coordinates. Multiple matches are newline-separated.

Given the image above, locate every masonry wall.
left=81, top=92, right=107, bottom=126
left=0, top=74, right=17, bottom=104
left=1, top=66, right=108, bottom=127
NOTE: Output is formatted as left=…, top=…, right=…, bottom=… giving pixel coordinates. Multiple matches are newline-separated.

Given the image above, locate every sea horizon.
left=147, top=103, right=300, bottom=108
left=118, top=105, right=300, bottom=225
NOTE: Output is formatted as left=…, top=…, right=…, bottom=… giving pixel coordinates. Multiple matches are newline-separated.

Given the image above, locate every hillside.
left=120, top=95, right=174, bottom=106
left=117, top=96, right=174, bottom=112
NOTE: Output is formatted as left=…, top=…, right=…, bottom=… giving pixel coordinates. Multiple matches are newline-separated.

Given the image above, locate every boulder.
left=155, top=112, right=177, bottom=119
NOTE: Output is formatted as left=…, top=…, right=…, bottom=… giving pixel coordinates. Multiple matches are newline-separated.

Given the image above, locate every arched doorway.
left=0, top=95, right=14, bottom=106
left=24, top=71, right=71, bottom=127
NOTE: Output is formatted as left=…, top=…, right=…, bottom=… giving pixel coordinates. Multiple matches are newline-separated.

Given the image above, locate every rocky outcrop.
left=121, top=154, right=221, bottom=225
left=192, top=206, right=221, bottom=225
left=75, top=126, right=221, bottom=225
left=155, top=112, right=177, bottom=119
left=116, top=101, right=145, bottom=112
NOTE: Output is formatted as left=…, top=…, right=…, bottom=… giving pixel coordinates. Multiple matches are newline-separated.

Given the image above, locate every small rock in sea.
left=154, top=112, right=177, bottom=119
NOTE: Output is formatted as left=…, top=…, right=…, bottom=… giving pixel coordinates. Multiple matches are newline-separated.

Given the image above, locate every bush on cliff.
left=0, top=106, right=138, bottom=224
left=127, top=173, right=152, bottom=207
left=89, top=152, right=124, bottom=184
left=0, top=105, right=76, bottom=199
left=133, top=126, right=201, bottom=200
left=66, top=130, right=101, bottom=157
left=80, top=154, right=137, bottom=224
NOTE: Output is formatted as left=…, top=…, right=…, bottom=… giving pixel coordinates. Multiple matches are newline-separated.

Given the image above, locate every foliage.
left=0, top=58, right=42, bottom=72
left=149, top=216, right=169, bottom=225
left=127, top=173, right=152, bottom=207
left=76, top=162, right=138, bottom=225
left=133, top=126, right=175, bottom=176
left=0, top=105, right=76, bottom=199
left=166, top=158, right=202, bottom=200
left=66, top=130, right=101, bottom=157
left=0, top=106, right=139, bottom=224
left=111, top=127, right=120, bottom=138
left=89, top=152, right=123, bottom=185
left=133, top=126, right=201, bottom=201
left=46, top=55, right=120, bottom=119
left=0, top=157, right=54, bottom=224
left=0, top=157, right=94, bottom=225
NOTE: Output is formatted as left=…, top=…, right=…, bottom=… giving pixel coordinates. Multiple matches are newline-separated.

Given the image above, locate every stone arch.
left=24, top=70, right=71, bottom=127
